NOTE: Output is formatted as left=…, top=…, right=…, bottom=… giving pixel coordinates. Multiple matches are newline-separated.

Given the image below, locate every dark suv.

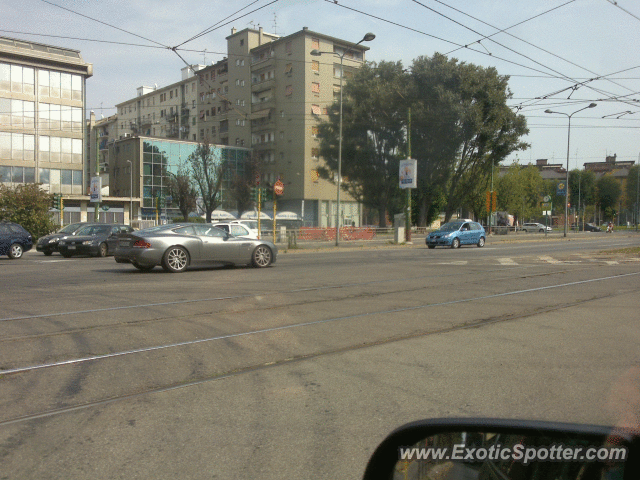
left=0, top=221, right=33, bottom=259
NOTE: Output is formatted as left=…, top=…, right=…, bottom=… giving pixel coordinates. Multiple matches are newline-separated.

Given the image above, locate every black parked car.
left=58, top=224, right=134, bottom=258
left=36, top=222, right=97, bottom=255
left=0, top=221, right=33, bottom=259
left=571, top=222, right=602, bottom=232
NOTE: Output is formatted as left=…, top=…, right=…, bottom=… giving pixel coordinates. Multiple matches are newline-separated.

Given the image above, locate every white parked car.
left=212, top=221, right=259, bottom=239
left=521, top=222, right=552, bottom=233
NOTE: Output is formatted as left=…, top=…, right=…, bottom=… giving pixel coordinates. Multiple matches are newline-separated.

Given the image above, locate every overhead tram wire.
left=39, top=0, right=169, bottom=49
left=443, top=0, right=577, bottom=56
left=175, top=0, right=276, bottom=48
left=408, top=0, right=637, bottom=110
left=604, top=0, right=640, bottom=24
left=437, top=0, right=637, bottom=98
left=321, top=0, right=631, bottom=101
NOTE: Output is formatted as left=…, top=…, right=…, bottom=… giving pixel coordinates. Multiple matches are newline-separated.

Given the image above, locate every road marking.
left=604, top=260, right=619, bottom=265
left=498, top=258, right=518, bottom=266
left=436, top=261, right=468, bottom=265
left=539, top=255, right=561, bottom=264
left=3, top=270, right=639, bottom=377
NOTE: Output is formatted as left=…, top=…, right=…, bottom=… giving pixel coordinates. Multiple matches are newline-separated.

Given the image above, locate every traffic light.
left=159, top=195, right=165, bottom=208
left=492, top=191, right=498, bottom=213
left=52, top=194, right=62, bottom=210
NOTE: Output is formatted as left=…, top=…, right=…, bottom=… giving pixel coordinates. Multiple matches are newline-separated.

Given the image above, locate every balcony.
left=251, top=77, right=275, bottom=92
left=167, top=113, right=179, bottom=123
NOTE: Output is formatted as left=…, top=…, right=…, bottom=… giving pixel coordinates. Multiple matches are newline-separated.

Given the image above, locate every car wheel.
left=451, top=238, right=460, bottom=249
left=477, top=237, right=485, bottom=248
left=251, top=245, right=273, bottom=268
left=427, top=245, right=436, bottom=249
left=44, top=251, right=53, bottom=256
left=97, top=243, right=108, bottom=257
left=8, top=243, right=23, bottom=259
left=132, top=262, right=155, bottom=272
left=539, top=229, right=544, bottom=233
left=163, top=246, right=189, bottom=273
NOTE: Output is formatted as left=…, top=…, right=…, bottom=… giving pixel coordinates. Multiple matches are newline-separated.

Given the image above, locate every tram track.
left=2, top=276, right=637, bottom=428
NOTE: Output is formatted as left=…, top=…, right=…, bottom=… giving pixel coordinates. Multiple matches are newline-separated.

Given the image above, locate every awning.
left=241, top=211, right=272, bottom=220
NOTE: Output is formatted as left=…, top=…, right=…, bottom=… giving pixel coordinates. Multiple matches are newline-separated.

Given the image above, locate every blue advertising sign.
left=556, top=182, right=566, bottom=196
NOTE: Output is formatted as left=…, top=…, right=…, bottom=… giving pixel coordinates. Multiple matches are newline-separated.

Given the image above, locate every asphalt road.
left=1, top=233, right=639, bottom=479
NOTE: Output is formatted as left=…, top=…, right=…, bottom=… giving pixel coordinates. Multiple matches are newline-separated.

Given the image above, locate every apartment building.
left=111, top=27, right=370, bottom=226
left=0, top=36, right=92, bottom=200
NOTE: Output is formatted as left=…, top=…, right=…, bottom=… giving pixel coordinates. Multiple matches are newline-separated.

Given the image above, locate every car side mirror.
left=363, top=418, right=637, bottom=480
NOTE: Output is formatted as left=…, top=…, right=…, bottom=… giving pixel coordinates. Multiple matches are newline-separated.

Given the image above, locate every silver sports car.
left=114, top=223, right=277, bottom=272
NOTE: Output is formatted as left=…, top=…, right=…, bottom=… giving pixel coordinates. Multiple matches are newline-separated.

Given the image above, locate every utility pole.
left=95, top=134, right=100, bottom=222
left=405, top=107, right=412, bottom=243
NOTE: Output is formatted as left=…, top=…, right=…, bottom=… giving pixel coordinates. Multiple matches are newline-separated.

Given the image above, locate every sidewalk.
left=276, top=230, right=638, bottom=252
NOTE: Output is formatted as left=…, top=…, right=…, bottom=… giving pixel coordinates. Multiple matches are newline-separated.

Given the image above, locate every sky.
left=4, top=0, right=640, bottom=170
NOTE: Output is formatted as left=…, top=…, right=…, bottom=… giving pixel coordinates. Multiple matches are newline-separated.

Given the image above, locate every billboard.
left=399, top=159, right=417, bottom=189
left=90, top=176, right=102, bottom=203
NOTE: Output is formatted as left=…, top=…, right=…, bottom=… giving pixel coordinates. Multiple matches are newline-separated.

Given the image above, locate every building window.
left=312, top=148, right=320, bottom=159
left=311, top=104, right=321, bottom=115
left=285, top=85, right=293, bottom=97
left=311, top=82, right=320, bottom=94
left=285, top=41, right=292, bottom=54
left=312, top=60, right=319, bottom=73
left=311, top=38, right=320, bottom=50
left=284, top=64, right=293, bottom=75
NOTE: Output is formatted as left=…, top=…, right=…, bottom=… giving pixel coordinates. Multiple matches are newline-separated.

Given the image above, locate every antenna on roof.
left=272, top=13, right=278, bottom=35
left=203, top=49, right=207, bottom=64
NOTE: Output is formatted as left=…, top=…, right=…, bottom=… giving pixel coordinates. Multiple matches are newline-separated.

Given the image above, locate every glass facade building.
left=110, top=137, right=251, bottom=220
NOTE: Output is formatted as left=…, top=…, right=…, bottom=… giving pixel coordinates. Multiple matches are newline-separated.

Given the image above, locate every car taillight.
left=133, top=240, right=151, bottom=248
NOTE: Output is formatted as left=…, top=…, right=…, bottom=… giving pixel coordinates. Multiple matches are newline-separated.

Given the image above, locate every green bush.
left=0, top=184, right=57, bottom=239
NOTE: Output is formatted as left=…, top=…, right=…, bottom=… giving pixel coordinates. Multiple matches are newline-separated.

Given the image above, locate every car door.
left=192, top=224, right=230, bottom=263
left=0, top=224, right=11, bottom=255
left=459, top=222, right=472, bottom=244
left=106, top=226, right=122, bottom=252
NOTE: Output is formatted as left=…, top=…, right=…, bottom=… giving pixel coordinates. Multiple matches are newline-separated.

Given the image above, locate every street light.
left=126, top=160, right=133, bottom=225
left=311, top=32, right=375, bottom=246
left=545, top=103, right=597, bottom=237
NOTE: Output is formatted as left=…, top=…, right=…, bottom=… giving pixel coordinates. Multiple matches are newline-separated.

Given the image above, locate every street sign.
left=543, top=195, right=551, bottom=202
left=274, top=180, right=284, bottom=196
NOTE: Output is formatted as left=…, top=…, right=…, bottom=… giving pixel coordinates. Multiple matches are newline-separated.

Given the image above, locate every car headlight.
left=82, top=240, right=95, bottom=245
left=48, top=238, right=57, bottom=243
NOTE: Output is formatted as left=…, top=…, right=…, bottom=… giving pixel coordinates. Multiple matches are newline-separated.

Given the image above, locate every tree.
left=597, top=175, right=622, bottom=220
left=228, top=151, right=263, bottom=217
left=189, top=140, right=227, bottom=223
left=568, top=169, right=596, bottom=210
left=409, top=54, right=529, bottom=224
left=625, top=165, right=640, bottom=213
left=496, top=163, right=544, bottom=222
left=317, top=61, right=407, bottom=227
left=166, top=162, right=197, bottom=221
left=0, top=183, right=56, bottom=239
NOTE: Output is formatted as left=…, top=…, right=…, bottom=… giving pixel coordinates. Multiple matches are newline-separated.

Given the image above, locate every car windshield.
left=58, top=223, right=84, bottom=234
left=439, top=222, right=463, bottom=232
left=75, top=225, right=112, bottom=236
